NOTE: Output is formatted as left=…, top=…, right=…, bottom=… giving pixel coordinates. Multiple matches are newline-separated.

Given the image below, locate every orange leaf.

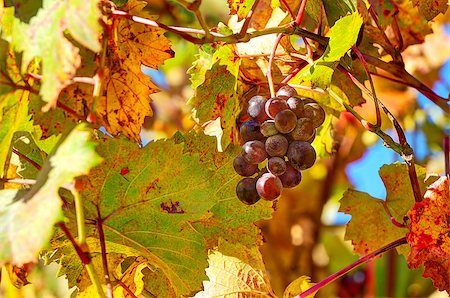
left=407, top=176, right=450, bottom=293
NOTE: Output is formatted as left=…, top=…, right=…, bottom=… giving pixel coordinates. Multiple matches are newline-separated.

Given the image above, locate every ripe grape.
left=287, top=141, right=316, bottom=170
left=265, top=134, right=288, bottom=157
left=287, top=96, right=305, bottom=117
left=267, top=157, right=287, bottom=176
left=236, top=178, right=260, bottom=205
left=290, top=118, right=315, bottom=141
left=279, top=162, right=302, bottom=188
left=256, top=173, right=283, bottom=200
left=248, top=95, right=269, bottom=122
left=242, top=140, right=268, bottom=164
left=233, top=155, right=258, bottom=177
left=302, top=103, right=325, bottom=128
left=274, top=109, right=297, bottom=134
left=265, top=97, right=289, bottom=119
left=260, top=120, right=279, bottom=137
left=240, top=120, right=264, bottom=142
left=276, top=85, right=298, bottom=99
left=306, top=129, right=316, bottom=143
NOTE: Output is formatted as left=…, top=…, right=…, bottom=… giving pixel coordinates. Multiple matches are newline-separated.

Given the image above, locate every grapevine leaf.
left=291, top=12, right=363, bottom=112
left=0, top=124, right=102, bottom=265
left=189, top=62, right=241, bottom=149
left=54, top=132, right=272, bottom=297
left=192, top=251, right=273, bottom=297
left=0, top=35, right=32, bottom=177
left=98, top=0, right=173, bottom=141
left=283, top=276, right=316, bottom=298
left=339, top=163, right=436, bottom=256
left=311, top=114, right=333, bottom=158
left=10, top=0, right=101, bottom=109
left=407, top=176, right=450, bottom=293
left=228, top=0, right=256, bottom=20
left=411, top=0, right=448, bottom=21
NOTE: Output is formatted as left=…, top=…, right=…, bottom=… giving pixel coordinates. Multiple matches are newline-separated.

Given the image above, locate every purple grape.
left=256, top=173, right=283, bottom=201
left=279, top=162, right=302, bottom=188
left=290, top=118, right=315, bottom=141
left=265, top=134, right=288, bottom=157
left=276, top=85, right=298, bottom=99
left=267, top=157, right=287, bottom=176
left=287, top=141, right=316, bottom=170
left=242, top=140, right=268, bottom=164
left=274, top=109, right=297, bottom=134
left=236, top=178, right=260, bottom=205
left=287, top=96, right=305, bottom=117
left=265, top=97, right=289, bottom=119
left=306, top=129, right=316, bottom=143
left=233, top=155, right=258, bottom=177
left=248, top=95, right=269, bottom=122
left=302, top=103, right=325, bottom=128
left=240, top=120, right=264, bottom=142
left=260, top=120, right=279, bottom=137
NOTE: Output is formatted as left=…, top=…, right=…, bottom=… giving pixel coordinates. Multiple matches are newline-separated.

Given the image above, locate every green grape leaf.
left=189, top=62, right=241, bottom=149
left=291, top=12, right=363, bottom=112
left=54, top=132, right=273, bottom=297
left=228, top=0, right=256, bottom=20
left=312, top=113, right=333, bottom=158
left=0, top=37, right=32, bottom=177
left=0, top=124, right=102, bottom=265
left=411, top=0, right=448, bottom=21
left=10, top=0, right=101, bottom=110
left=339, top=163, right=438, bottom=256
left=192, top=251, right=273, bottom=297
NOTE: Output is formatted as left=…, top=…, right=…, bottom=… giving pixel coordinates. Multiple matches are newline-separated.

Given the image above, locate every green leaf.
left=55, top=132, right=272, bottom=297
left=192, top=251, right=273, bottom=297
left=0, top=38, right=32, bottom=177
left=0, top=124, right=102, bottom=265
left=189, top=62, right=241, bottom=149
left=339, top=163, right=438, bottom=256
left=10, top=0, right=101, bottom=109
left=291, top=12, right=363, bottom=111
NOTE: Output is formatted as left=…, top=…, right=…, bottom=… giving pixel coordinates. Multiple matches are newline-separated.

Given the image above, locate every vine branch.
left=296, top=237, right=408, bottom=298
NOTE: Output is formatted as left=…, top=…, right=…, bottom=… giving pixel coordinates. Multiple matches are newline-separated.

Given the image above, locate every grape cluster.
left=234, top=85, right=325, bottom=205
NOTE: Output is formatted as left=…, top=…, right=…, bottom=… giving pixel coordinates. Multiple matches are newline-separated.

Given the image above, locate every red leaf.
left=407, top=176, right=450, bottom=293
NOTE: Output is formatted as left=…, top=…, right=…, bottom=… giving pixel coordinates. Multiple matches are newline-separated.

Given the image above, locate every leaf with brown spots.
left=228, top=0, right=256, bottom=20
left=189, top=62, right=242, bottom=149
left=407, top=176, right=450, bottom=293
left=339, top=163, right=438, bottom=256
left=52, top=132, right=273, bottom=297
left=98, top=0, right=173, bottom=141
left=411, top=0, right=449, bottom=21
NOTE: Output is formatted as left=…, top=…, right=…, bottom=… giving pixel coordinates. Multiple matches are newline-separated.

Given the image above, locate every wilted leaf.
left=97, top=0, right=174, bottom=141
left=411, top=0, right=448, bottom=21
left=192, top=251, right=273, bottom=297
left=54, top=132, right=272, bottom=297
left=283, top=276, right=316, bottom=298
left=407, top=176, right=450, bottom=293
left=0, top=124, right=102, bottom=265
left=339, top=163, right=437, bottom=256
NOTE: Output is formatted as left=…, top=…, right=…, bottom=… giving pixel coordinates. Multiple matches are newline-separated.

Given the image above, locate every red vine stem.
left=279, top=0, right=295, bottom=19
left=381, top=201, right=405, bottom=228
left=12, top=148, right=41, bottom=170
left=0, top=178, right=36, bottom=185
left=294, top=0, right=307, bottom=26
left=96, top=206, right=114, bottom=298
left=267, top=33, right=284, bottom=97
left=238, top=0, right=260, bottom=37
left=352, top=46, right=381, bottom=127
left=296, top=237, right=408, bottom=298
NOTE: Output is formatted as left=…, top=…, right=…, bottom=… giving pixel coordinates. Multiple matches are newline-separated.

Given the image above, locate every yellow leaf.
left=283, top=276, right=316, bottom=298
